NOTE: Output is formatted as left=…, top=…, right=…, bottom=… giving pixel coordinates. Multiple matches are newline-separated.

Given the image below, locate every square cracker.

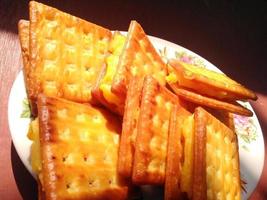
left=37, top=95, right=128, bottom=200
left=111, top=20, right=167, bottom=99
left=118, top=77, right=144, bottom=179
left=132, top=76, right=179, bottom=185
left=164, top=106, right=191, bottom=200
left=193, top=107, right=241, bottom=200
left=168, top=59, right=257, bottom=101
left=29, top=1, right=112, bottom=116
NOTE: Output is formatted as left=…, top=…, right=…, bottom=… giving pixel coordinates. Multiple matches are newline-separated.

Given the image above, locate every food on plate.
left=164, top=106, right=191, bottom=200
left=168, top=84, right=253, bottom=116
left=167, top=59, right=257, bottom=101
left=28, top=1, right=112, bottom=116
left=164, top=107, right=241, bottom=200
left=111, top=20, right=167, bottom=99
left=17, top=1, right=258, bottom=199
left=92, top=31, right=126, bottom=115
left=132, top=76, right=179, bottom=185
left=192, top=107, right=241, bottom=200
left=117, top=77, right=143, bottom=178
left=93, top=20, right=167, bottom=115
left=37, top=95, right=128, bottom=199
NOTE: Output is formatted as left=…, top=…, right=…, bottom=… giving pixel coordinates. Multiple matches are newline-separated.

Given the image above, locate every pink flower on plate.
left=180, top=56, right=193, bottom=64
left=234, top=114, right=257, bottom=145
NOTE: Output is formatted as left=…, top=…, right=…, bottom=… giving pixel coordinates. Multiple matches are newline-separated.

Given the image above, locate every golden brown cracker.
left=132, top=76, right=179, bottom=185
left=164, top=106, right=191, bottom=200
left=193, top=107, right=208, bottom=200
left=29, top=1, right=112, bottom=116
left=112, top=20, right=167, bottom=99
left=118, top=77, right=143, bottom=179
left=18, top=19, right=37, bottom=115
left=18, top=19, right=30, bottom=86
left=169, top=84, right=253, bottom=116
left=37, top=95, right=128, bottom=200
left=168, top=59, right=257, bottom=101
left=193, top=107, right=241, bottom=200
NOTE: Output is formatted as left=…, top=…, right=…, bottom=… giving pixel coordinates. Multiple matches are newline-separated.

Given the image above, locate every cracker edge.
left=164, top=106, right=191, bottom=200
left=169, top=84, right=253, bottom=116
left=118, top=77, right=143, bottom=179
left=132, top=76, right=178, bottom=185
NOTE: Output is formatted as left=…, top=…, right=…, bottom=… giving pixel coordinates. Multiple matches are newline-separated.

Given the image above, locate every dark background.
left=0, top=0, right=266, bottom=199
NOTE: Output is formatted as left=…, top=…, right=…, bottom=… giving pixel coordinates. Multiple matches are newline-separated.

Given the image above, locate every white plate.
left=8, top=35, right=264, bottom=199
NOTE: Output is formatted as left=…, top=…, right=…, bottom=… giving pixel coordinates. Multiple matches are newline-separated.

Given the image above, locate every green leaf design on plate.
left=240, top=134, right=251, bottom=144
left=175, top=49, right=206, bottom=67
left=20, top=98, right=31, bottom=118
left=158, top=46, right=168, bottom=62
left=234, top=114, right=258, bottom=152
left=241, top=145, right=250, bottom=152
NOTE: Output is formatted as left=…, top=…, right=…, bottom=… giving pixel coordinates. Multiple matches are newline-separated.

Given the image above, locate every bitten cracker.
left=112, top=20, right=167, bottom=99
left=29, top=1, right=112, bottom=116
left=132, top=76, right=179, bottom=185
left=169, top=84, right=253, bottom=116
left=168, top=59, right=257, bottom=101
left=193, top=107, right=241, bottom=200
left=37, top=95, right=128, bottom=200
left=164, top=106, right=191, bottom=200
left=118, top=77, right=144, bottom=179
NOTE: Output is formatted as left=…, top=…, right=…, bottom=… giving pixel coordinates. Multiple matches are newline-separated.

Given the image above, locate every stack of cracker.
left=18, top=1, right=257, bottom=200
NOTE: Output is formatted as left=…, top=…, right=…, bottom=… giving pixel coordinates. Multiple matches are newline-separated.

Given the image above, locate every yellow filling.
left=165, top=72, right=178, bottom=84
left=99, top=32, right=126, bottom=106
left=181, top=62, right=236, bottom=84
left=180, top=115, right=194, bottom=198
left=27, top=118, right=42, bottom=175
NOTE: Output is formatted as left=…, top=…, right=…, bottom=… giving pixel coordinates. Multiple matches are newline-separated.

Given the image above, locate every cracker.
left=92, top=31, right=126, bottom=115
left=164, top=106, right=191, bottom=200
left=18, top=19, right=30, bottom=87
left=179, top=112, right=195, bottom=199
left=29, top=1, right=112, bottom=116
left=168, top=59, right=257, bottom=101
left=18, top=19, right=37, bottom=115
left=169, top=84, right=253, bottom=116
left=193, top=107, right=241, bottom=200
left=132, top=76, right=179, bottom=185
left=37, top=95, right=128, bottom=200
left=118, top=77, right=143, bottom=179
left=112, top=20, right=167, bottom=99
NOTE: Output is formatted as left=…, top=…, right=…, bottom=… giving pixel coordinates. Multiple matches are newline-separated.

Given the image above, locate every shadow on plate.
left=11, top=142, right=37, bottom=200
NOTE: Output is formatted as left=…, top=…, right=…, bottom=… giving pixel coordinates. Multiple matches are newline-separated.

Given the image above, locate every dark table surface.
left=0, top=0, right=266, bottom=199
